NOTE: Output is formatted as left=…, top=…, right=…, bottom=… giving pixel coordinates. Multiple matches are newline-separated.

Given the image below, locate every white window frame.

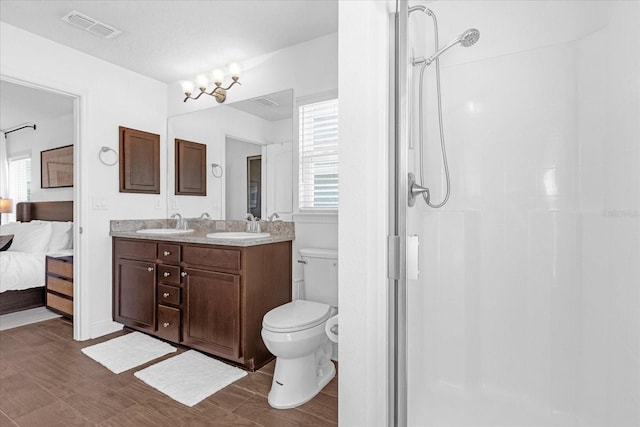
left=294, top=90, right=339, bottom=214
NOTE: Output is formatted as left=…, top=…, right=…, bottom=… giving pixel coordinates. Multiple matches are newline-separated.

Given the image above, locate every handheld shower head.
left=421, top=28, right=481, bottom=65
left=460, top=28, right=480, bottom=47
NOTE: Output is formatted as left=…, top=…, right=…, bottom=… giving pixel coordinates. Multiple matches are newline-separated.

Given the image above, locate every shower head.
left=460, top=28, right=480, bottom=47
left=422, top=28, right=481, bottom=65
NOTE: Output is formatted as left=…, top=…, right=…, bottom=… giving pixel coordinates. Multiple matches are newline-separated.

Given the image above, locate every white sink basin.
left=136, top=228, right=194, bottom=235
left=206, top=232, right=271, bottom=239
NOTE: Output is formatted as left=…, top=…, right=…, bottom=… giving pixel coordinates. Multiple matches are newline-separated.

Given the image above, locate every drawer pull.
left=181, top=272, right=187, bottom=277
left=147, top=267, right=154, bottom=272
left=163, top=322, right=170, bottom=328
left=163, top=251, right=171, bottom=256
left=163, top=292, right=170, bottom=298
left=163, top=272, right=171, bottom=277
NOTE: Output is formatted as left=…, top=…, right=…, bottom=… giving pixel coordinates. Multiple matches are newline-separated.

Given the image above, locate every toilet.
left=261, top=247, right=338, bottom=409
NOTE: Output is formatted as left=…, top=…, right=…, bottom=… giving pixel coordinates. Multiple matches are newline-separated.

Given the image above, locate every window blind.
left=298, top=98, right=339, bottom=210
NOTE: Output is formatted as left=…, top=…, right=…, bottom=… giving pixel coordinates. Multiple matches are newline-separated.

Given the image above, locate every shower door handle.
left=408, top=173, right=430, bottom=207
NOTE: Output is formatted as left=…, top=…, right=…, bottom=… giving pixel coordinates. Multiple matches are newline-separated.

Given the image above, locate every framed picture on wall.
left=41, top=144, right=73, bottom=188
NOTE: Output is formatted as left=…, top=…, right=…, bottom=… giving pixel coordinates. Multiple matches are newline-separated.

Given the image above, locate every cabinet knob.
left=147, top=267, right=154, bottom=272
left=163, top=251, right=171, bottom=256
left=163, top=292, right=170, bottom=298
left=181, top=272, right=187, bottom=277
left=163, top=322, right=170, bottom=328
left=163, top=272, right=171, bottom=277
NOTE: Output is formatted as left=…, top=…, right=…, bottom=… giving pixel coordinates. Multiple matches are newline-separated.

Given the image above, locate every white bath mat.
left=134, top=350, right=247, bottom=407
left=0, top=307, right=61, bottom=331
left=81, top=331, right=176, bottom=374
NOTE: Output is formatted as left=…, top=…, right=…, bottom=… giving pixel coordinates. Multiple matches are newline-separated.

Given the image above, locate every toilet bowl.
left=261, top=299, right=336, bottom=409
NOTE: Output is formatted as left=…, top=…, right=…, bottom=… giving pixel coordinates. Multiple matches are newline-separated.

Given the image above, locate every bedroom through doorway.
left=0, top=78, right=80, bottom=338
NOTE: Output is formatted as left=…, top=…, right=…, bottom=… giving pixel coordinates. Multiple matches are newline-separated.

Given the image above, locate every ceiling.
left=0, top=0, right=338, bottom=84
left=0, top=80, right=74, bottom=130
left=228, top=89, right=292, bottom=122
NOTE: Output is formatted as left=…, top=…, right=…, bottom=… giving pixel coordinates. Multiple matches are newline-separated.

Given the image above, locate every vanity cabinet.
left=112, top=237, right=292, bottom=370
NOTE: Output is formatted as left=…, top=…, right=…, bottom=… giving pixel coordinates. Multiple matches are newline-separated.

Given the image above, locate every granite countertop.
left=110, top=219, right=294, bottom=247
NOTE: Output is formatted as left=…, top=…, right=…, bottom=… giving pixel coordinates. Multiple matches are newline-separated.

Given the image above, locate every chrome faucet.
left=268, top=212, right=281, bottom=222
left=170, top=213, right=186, bottom=230
left=246, top=213, right=261, bottom=233
left=199, top=212, right=211, bottom=220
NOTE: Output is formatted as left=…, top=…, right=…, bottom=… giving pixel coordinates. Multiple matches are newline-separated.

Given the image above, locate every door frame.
left=0, top=74, right=87, bottom=341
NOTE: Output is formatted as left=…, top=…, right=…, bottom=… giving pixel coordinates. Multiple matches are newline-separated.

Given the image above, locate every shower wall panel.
left=406, top=2, right=639, bottom=425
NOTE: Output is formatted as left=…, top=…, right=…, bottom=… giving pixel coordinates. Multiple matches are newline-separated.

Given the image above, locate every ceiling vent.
left=62, top=11, right=122, bottom=39
left=252, top=97, right=279, bottom=108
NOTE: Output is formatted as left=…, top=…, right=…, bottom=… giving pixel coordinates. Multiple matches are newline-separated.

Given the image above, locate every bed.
left=0, top=201, right=73, bottom=315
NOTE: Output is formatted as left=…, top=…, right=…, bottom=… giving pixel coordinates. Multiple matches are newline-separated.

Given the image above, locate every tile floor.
left=0, top=318, right=337, bottom=426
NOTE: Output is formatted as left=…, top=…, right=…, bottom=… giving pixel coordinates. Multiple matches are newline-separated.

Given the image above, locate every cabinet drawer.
left=157, top=284, right=180, bottom=306
left=47, top=292, right=73, bottom=316
left=183, top=246, right=241, bottom=272
left=47, top=276, right=73, bottom=298
left=159, top=244, right=180, bottom=264
left=157, top=265, right=181, bottom=285
left=47, top=257, right=73, bottom=279
left=157, top=305, right=180, bottom=342
left=115, top=239, right=156, bottom=261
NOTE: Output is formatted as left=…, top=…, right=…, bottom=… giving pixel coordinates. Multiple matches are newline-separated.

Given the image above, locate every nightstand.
left=45, top=255, right=73, bottom=318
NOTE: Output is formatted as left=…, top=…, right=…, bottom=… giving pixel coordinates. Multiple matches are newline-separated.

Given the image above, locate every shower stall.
left=393, top=1, right=640, bottom=425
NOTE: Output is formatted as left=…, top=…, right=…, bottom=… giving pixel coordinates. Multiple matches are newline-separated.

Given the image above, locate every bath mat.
left=134, top=350, right=247, bottom=407
left=0, top=307, right=61, bottom=331
left=81, top=331, right=176, bottom=374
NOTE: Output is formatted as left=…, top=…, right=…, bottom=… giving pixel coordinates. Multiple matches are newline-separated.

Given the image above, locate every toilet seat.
left=263, top=300, right=331, bottom=333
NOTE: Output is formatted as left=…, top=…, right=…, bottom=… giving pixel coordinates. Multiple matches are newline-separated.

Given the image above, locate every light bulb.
left=180, top=80, right=194, bottom=96
left=195, top=74, right=209, bottom=90
left=210, top=69, right=225, bottom=85
left=228, top=62, right=242, bottom=79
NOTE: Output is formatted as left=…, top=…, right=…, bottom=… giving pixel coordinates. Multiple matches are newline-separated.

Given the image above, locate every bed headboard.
left=16, top=201, right=73, bottom=222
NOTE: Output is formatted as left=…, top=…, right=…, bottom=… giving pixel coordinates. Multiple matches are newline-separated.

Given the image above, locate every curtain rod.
left=2, top=123, right=37, bottom=138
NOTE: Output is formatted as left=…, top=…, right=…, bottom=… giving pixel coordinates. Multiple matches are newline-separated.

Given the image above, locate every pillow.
left=0, top=234, right=13, bottom=251
left=0, top=222, right=53, bottom=253
left=31, top=220, right=73, bottom=251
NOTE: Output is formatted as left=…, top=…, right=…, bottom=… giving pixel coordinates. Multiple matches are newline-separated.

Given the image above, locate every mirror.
left=167, top=89, right=294, bottom=219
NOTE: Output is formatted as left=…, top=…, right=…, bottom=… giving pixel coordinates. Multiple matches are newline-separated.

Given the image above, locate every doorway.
left=0, top=76, right=82, bottom=340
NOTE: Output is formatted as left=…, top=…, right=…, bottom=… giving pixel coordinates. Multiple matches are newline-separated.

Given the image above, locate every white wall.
left=406, top=1, right=639, bottom=425
left=6, top=112, right=74, bottom=204
left=338, top=1, right=392, bottom=425
left=1, top=22, right=168, bottom=340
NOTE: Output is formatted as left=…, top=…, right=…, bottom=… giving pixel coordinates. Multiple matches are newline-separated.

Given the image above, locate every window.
left=298, top=97, right=339, bottom=210
left=7, top=156, right=31, bottom=222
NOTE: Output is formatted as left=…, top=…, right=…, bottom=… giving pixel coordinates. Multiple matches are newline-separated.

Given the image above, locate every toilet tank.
left=300, top=248, right=338, bottom=307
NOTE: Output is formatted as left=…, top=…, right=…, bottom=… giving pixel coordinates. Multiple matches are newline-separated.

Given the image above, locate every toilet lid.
left=262, top=300, right=331, bottom=333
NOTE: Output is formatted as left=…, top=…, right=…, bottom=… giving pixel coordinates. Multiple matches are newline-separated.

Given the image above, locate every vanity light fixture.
left=180, top=63, right=242, bottom=103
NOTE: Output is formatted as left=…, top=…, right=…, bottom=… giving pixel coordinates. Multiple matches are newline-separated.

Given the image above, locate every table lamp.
left=0, top=198, right=13, bottom=224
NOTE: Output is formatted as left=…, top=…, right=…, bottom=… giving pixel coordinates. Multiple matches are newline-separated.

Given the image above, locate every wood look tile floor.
left=0, top=318, right=338, bottom=426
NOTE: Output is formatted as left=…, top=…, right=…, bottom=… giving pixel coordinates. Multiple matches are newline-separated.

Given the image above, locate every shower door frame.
left=389, top=0, right=410, bottom=426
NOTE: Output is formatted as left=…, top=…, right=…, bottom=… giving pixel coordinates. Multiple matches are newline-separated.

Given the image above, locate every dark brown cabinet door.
left=113, top=258, right=156, bottom=332
left=119, top=126, right=160, bottom=194
left=183, top=268, right=240, bottom=359
left=175, top=139, right=206, bottom=196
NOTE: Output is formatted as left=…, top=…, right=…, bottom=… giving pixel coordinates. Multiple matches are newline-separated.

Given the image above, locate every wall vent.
left=62, top=11, right=122, bottom=39
left=252, top=97, right=279, bottom=107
